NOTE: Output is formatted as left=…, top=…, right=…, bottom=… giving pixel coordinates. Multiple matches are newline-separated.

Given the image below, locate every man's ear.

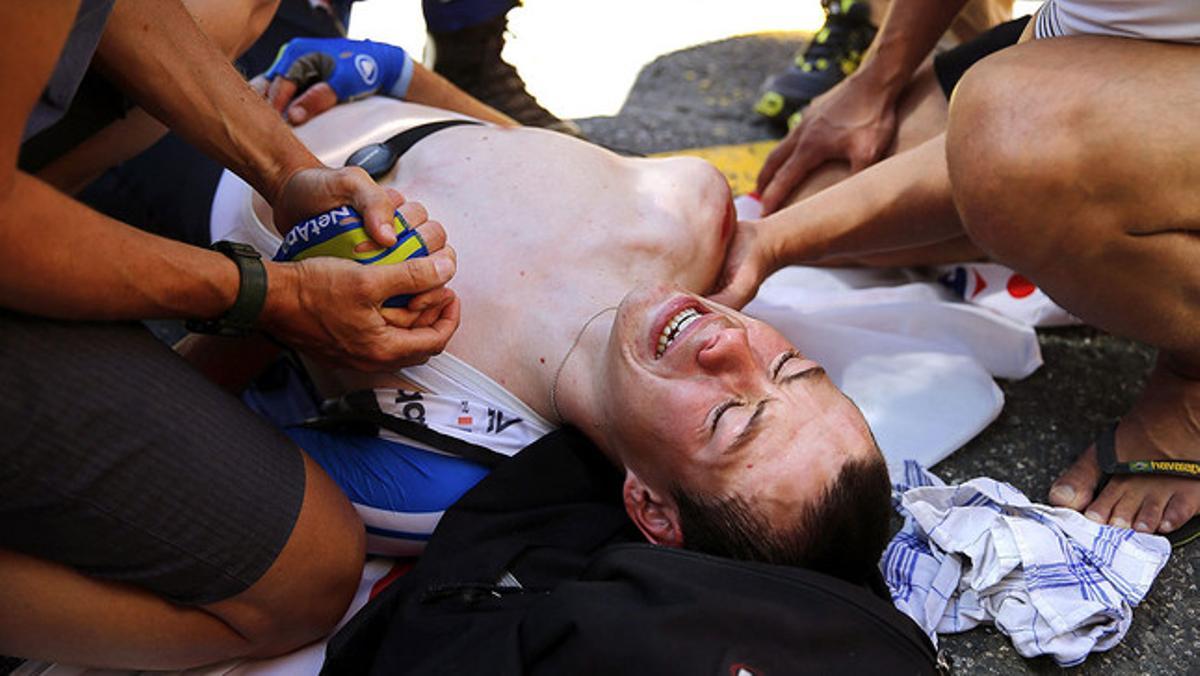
left=623, top=471, right=683, bottom=548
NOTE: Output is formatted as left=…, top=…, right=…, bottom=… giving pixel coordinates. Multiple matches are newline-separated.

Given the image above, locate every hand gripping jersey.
left=274, top=205, right=428, bottom=307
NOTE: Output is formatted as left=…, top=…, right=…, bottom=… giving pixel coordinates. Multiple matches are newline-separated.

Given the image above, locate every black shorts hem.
left=0, top=312, right=306, bottom=606
left=934, top=15, right=1032, bottom=99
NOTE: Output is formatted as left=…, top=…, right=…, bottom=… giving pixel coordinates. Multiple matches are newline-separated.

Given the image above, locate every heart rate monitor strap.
left=345, top=120, right=483, bottom=179
left=382, top=119, right=482, bottom=158
left=302, top=389, right=508, bottom=469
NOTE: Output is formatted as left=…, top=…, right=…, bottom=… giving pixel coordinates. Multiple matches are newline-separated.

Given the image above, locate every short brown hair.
left=671, top=451, right=892, bottom=584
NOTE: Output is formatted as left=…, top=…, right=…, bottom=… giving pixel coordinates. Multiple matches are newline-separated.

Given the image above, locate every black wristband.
left=185, top=241, right=267, bottom=337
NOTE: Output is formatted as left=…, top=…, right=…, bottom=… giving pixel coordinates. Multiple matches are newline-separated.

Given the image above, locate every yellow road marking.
left=651, top=140, right=778, bottom=195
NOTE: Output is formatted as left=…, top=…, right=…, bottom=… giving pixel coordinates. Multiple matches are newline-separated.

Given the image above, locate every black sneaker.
left=754, top=0, right=876, bottom=130
left=429, top=13, right=584, bottom=138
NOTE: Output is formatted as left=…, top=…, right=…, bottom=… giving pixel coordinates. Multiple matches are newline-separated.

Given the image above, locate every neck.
left=551, top=309, right=624, bottom=467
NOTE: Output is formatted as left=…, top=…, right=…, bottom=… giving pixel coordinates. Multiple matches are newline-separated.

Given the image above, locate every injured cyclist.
left=200, top=97, right=892, bottom=584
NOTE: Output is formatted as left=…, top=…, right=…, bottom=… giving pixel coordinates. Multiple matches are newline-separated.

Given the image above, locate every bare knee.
left=945, top=48, right=1099, bottom=272
left=208, top=455, right=365, bottom=657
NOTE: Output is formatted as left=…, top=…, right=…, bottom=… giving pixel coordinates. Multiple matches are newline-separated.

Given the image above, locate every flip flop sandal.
left=1095, top=424, right=1200, bottom=548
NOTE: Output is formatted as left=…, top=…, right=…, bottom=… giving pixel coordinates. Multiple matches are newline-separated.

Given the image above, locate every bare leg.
left=948, top=36, right=1200, bottom=536
left=759, top=63, right=984, bottom=266
left=0, top=453, right=364, bottom=669
left=37, top=0, right=280, bottom=194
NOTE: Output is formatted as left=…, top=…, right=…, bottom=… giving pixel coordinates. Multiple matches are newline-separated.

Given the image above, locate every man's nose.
left=696, top=327, right=756, bottom=375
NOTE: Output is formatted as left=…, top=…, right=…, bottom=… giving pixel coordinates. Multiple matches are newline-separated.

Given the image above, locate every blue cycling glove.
left=264, top=38, right=416, bottom=102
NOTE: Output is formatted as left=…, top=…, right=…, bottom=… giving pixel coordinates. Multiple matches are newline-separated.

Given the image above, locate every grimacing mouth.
left=655, top=305, right=706, bottom=359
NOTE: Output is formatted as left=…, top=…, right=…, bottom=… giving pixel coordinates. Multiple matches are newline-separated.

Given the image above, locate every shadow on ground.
left=577, top=34, right=1198, bottom=676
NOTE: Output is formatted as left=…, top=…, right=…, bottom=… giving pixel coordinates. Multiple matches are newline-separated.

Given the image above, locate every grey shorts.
left=0, top=311, right=305, bottom=606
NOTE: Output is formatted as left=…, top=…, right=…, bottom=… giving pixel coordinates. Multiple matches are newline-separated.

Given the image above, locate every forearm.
left=406, top=65, right=518, bottom=127
left=93, top=0, right=317, bottom=204
left=855, top=0, right=971, bottom=102
left=0, top=172, right=306, bottom=323
left=766, top=134, right=962, bottom=263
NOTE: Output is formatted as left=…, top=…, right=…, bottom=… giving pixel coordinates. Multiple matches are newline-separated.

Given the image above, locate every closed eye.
left=710, top=399, right=741, bottom=434
left=771, top=350, right=801, bottom=380
left=709, top=350, right=806, bottom=436
left=774, top=350, right=824, bottom=385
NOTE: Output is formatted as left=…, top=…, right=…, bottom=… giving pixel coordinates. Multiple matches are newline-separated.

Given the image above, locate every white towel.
left=883, top=461, right=1171, bottom=667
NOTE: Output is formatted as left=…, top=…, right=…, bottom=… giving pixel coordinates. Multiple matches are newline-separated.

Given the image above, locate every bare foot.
left=1048, top=356, right=1200, bottom=536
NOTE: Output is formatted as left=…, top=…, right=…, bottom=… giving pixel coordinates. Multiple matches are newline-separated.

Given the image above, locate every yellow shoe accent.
left=787, top=111, right=804, bottom=131
left=754, top=91, right=785, bottom=118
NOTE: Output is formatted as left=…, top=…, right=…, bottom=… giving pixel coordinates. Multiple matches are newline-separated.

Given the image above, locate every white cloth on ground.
left=746, top=266, right=1041, bottom=469
left=734, top=194, right=1054, bottom=469
left=882, top=461, right=1171, bottom=667
left=932, top=262, right=1078, bottom=328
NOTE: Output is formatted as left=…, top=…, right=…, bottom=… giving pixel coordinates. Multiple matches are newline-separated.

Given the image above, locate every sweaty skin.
left=254, top=98, right=733, bottom=416
left=247, top=98, right=878, bottom=540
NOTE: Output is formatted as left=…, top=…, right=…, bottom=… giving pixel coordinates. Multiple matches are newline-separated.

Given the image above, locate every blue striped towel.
left=882, top=460, right=1171, bottom=666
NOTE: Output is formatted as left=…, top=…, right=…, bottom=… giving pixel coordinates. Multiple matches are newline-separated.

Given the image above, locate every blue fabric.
left=240, top=361, right=322, bottom=430
left=422, top=0, right=516, bottom=33
left=242, top=358, right=489, bottom=550
left=285, top=426, right=489, bottom=513
left=264, top=37, right=415, bottom=100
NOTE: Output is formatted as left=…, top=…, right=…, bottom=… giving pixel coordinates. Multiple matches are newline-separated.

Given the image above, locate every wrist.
left=259, top=260, right=301, bottom=333
left=746, top=219, right=785, bottom=277
left=845, top=61, right=906, bottom=106
left=762, top=222, right=792, bottom=272
left=191, top=247, right=240, bottom=319
left=262, top=156, right=312, bottom=209
left=186, top=242, right=268, bottom=336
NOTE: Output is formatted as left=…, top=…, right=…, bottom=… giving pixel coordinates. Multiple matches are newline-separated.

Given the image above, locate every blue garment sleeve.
left=264, top=37, right=415, bottom=101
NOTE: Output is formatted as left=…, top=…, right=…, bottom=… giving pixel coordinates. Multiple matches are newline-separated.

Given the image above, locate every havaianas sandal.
left=1094, top=424, right=1200, bottom=548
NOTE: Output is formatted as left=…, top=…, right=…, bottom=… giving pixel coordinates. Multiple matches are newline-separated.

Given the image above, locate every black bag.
left=321, top=425, right=942, bottom=675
